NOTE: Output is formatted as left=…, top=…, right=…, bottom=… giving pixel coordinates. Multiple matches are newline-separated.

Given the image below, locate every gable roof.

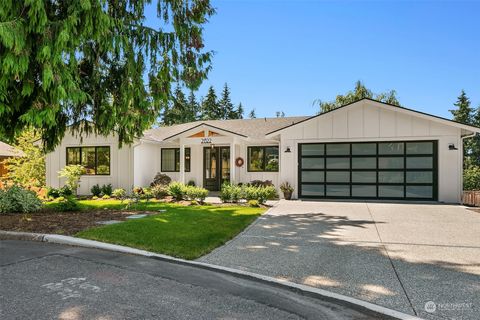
left=0, top=141, right=22, bottom=157
left=266, top=98, right=480, bottom=137
left=143, top=117, right=310, bottom=142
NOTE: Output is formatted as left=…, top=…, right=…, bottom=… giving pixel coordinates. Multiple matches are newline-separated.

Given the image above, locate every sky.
left=152, top=0, right=480, bottom=119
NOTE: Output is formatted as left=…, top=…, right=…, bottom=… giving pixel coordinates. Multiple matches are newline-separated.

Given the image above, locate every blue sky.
left=155, top=1, right=480, bottom=118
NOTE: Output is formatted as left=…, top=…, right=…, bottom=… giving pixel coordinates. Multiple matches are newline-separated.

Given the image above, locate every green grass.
left=73, top=200, right=265, bottom=259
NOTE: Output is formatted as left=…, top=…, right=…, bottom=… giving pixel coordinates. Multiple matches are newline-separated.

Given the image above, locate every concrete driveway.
left=199, top=201, right=480, bottom=320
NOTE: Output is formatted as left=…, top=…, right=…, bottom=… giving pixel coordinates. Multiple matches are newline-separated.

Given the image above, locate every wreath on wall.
left=235, top=157, right=244, bottom=167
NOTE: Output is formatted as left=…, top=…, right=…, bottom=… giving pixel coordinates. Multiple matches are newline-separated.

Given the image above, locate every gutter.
left=459, top=132, right=477, bottom=204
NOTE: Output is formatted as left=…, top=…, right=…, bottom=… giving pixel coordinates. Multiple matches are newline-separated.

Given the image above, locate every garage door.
left=298, top=141, right=437, bottom=200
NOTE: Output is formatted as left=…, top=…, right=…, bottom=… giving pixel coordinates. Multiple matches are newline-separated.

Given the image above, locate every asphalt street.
left=0, top=240, right=393, bottom=320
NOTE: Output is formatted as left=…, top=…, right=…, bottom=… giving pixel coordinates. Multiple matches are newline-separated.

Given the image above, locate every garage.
left=298, top=141, right=437, bottom=200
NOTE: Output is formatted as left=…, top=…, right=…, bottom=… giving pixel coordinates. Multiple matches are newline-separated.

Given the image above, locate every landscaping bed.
left=0, top=210, right=155, bottom=235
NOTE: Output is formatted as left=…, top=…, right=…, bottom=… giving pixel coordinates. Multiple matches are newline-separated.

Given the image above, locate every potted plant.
left=280, top=182, right=294, bottom=200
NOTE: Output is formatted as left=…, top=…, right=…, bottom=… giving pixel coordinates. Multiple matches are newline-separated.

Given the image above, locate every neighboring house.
left=46, top=98, right=480, bottom=203
left=0, top=141, right=22, bottom=178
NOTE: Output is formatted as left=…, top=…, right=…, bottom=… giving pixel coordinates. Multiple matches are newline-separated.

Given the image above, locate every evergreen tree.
left=450, top=90, right=473, bottom=124
left=314, top=80, right=401, bottom=113
left=235, top=103, right=245, bottom=119
left=450, top=90, right=476, bottom=168
left=276, top=111, right=285, bottom=118
left=187, top=90, right=200, bottom=122
left=219, top=83, right=236, bottom=119
left=163, top=86, right=189, bottom=125
left=0, top=0, right=214, bottom=151
left=201, top=86, right=221, bottom=120
left=249, top=109, right=256, bottom=119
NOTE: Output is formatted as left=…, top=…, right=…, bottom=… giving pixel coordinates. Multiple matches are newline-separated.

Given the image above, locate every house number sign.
left=201, top=138, right=212, bottom=144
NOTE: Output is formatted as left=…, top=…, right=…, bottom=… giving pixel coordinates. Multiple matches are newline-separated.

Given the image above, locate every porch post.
left=179, top=140, right=185, bottom=184
left=230, top=140, right=235, bottom=184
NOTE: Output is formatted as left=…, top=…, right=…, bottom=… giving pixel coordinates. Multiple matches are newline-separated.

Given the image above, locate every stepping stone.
left=158, top=209, right=167, bottom=213
left=126, top=214, right=148, bottom=219
left=96, top=220, right=122, bottom=225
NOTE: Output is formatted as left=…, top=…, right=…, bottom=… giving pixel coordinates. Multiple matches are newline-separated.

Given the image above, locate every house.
left=46, top=98, right=480, bottom=203
left=0, top=141, right=22, bottom=178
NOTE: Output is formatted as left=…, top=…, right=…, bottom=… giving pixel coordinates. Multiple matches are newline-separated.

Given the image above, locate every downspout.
left=460, top=132, right=477, bottom=203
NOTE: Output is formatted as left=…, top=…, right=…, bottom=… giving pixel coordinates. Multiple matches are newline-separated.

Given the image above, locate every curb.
left=0, top=230, right=423, bottom=320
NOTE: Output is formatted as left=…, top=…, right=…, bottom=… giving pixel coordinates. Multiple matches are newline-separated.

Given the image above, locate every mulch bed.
left=0, top=210, right=157, bottom=236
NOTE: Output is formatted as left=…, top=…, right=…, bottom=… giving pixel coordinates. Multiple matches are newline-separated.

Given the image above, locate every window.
left=161, top=148, right=191, bottom=172
left=247, top=146, right=279, bottom=172
left=66, top=146, right=110, bottom=175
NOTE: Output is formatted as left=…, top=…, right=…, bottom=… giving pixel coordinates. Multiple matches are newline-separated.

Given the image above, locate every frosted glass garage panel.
left=301, top=171, right=324, bottom=183
left=406, top=142, right=433, bottom=154
left=379, top=172, right=404, bottom=183
left=302, top=158, right=324, bottom=169
left=378, top=185, right=404, bottom=197
left=352, top=143, right=376, bottom=155
left=406, top=157, right=433, bottom=169
left=301, top=184, right=324, bottom=196
left=326, top=158, right=350, bottom=169
left=326, top=185, right=350, bottom=197
left=352, top=171, right=376, bottom=183
left=379, top=142, right=404, bottom=155
left=326, top=171, right=350, bottom=183
left=406, top=186, right=432, bottom=198
left=352, top=185, right=376, bottom=197
left=301, top=144, right=324, bottom=156
left=406, top=171, right=433, bottom=183
left=352, top=157, right=376, bottom=169
left=326, top=144, right=349, bottom=155
left=379, top=157, right=404, bottom=169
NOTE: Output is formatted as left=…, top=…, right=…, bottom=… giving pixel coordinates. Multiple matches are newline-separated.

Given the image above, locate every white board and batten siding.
left=279, top=102, right=463, bottom=203
left=46, top=132, right=135, bottom=195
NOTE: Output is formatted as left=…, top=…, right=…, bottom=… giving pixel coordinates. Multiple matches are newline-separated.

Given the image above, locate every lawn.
left=74, top=200, right=265, bottom=259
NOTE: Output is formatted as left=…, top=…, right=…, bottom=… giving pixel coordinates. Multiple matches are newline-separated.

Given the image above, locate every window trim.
left=247, top=146, right=279, bottom=172
left=66, top=146, right=111, bottom=176
left=161, top=147, right=191, bottom=172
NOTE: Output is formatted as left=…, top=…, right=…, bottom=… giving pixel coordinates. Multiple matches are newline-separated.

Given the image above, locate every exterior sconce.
left=285, top=147, right=291, bottom=153
left=448, top=144, right=458, bottom=150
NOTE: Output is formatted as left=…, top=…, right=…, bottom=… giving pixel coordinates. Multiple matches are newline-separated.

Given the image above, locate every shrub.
left=249, top=180, right=273, bottom=187
left=151, top=184, right=168, bottom=199
left=0, top=185, right=43, bottom=213
left=102, top=194, right=110, bottom=200
left=168, top=182, right=186, bottom=201
left=185, top=186, right=209, bottom=203
left=220, top=182, right=242, bottom=203
left=142, top=187, right=153, bottom=200
left=54, top=196, right=79, bottom=212
left=187, top=180, right=196, bottom=186
left=91, top=184, right=102, bottom=197
left=112, top=188, right=127, bottom=199
left=248, top=199, right=260, bottom=207
left=132, top=186, right=144, bottom=196
left=59, top=186, right=73, bottom=197
left=101, top=184, right=113, bottom=196
left=190, top=200, right=199, bottom=206
left=221, top=183, right=276, bottom=204
left=150, top=173, right=172, bottom=187
left=464, top=165, right=480, bottom=190
left=46, top=187, right=61, bottom=199
left=58, top=165, right=86, bottom=194
left=92, top=196, right=99, bottom=200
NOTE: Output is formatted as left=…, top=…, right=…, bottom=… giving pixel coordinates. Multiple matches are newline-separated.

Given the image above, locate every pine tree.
left=450, top=90, right=475, bottom=168
left=187, top=90, right=200, bottom=121
left=450, top=90, right=473, bottom=124
left=249, top=109, right=256, bottom=119
left=0, top=0, right=214, bottom=151
left=235, top=103, right=245, bottom=119
left=201, top=86, right=221, bottom=120
left=219, top=83, right=236, bottom=119
left=163, top=86, right=189, bottom=125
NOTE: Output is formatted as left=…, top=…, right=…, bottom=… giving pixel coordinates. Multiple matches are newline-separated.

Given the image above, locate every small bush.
left=59, top=186, right=73, bottom=197
left=54, top=196, right=79, bottom=212
left=47, top=186, right=72, bottom=199
left=249, top=180, right=273, bottom=187
left=168, top=182, right=186, bottom=201
left=142, top=187, right=153, bottom=200
left=464, top=165, right=480, bottom=190
left=187, top=180, right=196, bottom=186
left=132, top=186, right=144, bottom=195
left=112, top=188, right=127, bottom=199
left=92, top=196, right=99, bottom=200
left=220, top=182, right=243, bottom=203
left=190, top=200, right=199, bottom=206
left=101, top=184, right=113, bottom=196
left=102, top=194, right=111, bottom=200
left=150, top=173, right=172, bottom=187
left=91, top=184, right=102, bottom=197
left=248, top=199, right=260, bottom=207
left=0, top=185, right=43, bottom=213
left=220, top=183, right=277, bottom=204
left=151, top=184, right=168, bottom=199
left=185, top=186, right=209, bottom=203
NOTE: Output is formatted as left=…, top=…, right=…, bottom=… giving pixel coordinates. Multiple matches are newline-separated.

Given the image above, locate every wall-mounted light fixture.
left=448, top=143, right=458, bottom=150
left=285, top=146, right=291, bottom=153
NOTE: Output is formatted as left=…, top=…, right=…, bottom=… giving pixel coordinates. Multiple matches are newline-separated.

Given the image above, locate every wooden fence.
left=462, top=191, right=480, bottom=207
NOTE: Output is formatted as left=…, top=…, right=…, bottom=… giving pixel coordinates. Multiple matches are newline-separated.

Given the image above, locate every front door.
left=204, top=146, right=230, bottom=191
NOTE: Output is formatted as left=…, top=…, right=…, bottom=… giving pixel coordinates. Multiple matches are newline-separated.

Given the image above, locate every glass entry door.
left=204, top=146, right=230, bottom=191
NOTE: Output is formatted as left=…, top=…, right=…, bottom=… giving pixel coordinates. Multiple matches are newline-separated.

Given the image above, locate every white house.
left=46, top=98, right=480, bottom=203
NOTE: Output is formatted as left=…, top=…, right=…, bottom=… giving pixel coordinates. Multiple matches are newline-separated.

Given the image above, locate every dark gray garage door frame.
left=298, top=140, right=438, bottom=200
